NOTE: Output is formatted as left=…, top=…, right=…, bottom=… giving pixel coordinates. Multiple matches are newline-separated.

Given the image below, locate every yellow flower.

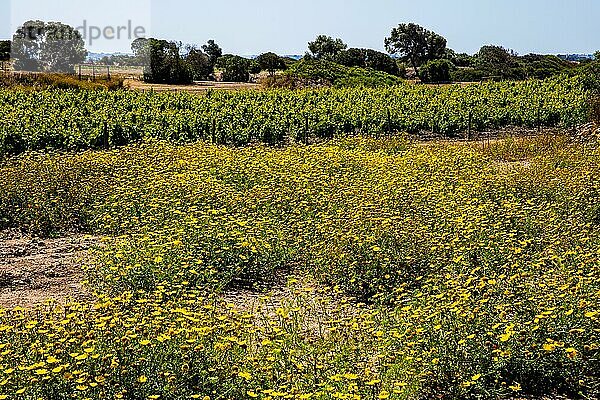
left=500, top=332, right=512, bottom=342
left=139, top=375, right=148, bottom=383
left=509, top=383, right=522, bottom=392
left=543, top=343, right=556, bottom=352
left=238, top=371, right=252, bottom=381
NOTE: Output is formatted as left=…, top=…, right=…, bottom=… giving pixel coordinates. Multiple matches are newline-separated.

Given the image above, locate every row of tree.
left=1, top=20, right=597, bottom=84
left=130, top=38, right=290, bottom=83
left=310, top=23, right=597, bottom=83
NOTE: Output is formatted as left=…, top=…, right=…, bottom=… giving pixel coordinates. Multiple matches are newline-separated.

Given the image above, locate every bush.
left=451, top=68, right=488, bottom=82
left=0, top=73, right=125, bottom=91
left=591, top=97, right=600, bottom=124
left=279, top=59, right=403, bottom=88
left=520, top=54, right=575, bottom=79
left=419, top=59, right=455, bottom=83
left=581, top=62, right=600, bottom=94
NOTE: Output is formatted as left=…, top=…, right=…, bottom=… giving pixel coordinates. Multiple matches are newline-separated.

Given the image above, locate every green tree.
left=202, top=40, right=222, bottom=68
left=131, top=38, right=150, bottom=66
left=216, top=54, right=250, bottom=82
left=476, top=45, right=521, bottom=78
left=444, top=49, right=474, bottom=68
left=0, top=41, right=10, bottom=61
left=308, top=35, right=347, bottom=60
left=256, top=52, right=286, bottom=76
left=143, top=39, right=191, bottom=84
left=419, top=59, right=455, bottom=83
left=185, top=46, right=212, bottom=80
left=12, top=20, right=87, bottom=72
left=384, top=23, right=447, bottom=77
left=335, top=48, right=400, bottom=76
left=594, top=51, right=600, bottom=61
left=334, top=48, right=364, bottom=67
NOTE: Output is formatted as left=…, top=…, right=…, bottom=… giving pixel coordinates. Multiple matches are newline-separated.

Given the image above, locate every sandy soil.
left=125, top=79, right=260, bottom=93
left=0, top=231, right=96, bottom=308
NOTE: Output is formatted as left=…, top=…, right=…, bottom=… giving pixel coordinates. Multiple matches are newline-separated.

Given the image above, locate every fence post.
left=107, top=66, right=111, bottom=80
left=78, top=65, right=82, bottom=81
left=387, top=109, right=392, bottom=136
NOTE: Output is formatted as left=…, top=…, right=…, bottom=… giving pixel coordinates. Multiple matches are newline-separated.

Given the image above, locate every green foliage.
left=255, top=52, right=287, bottom=75
left=131, top=37, right=151, bottom=66
left=307, top=35, right=347, bottom=60
left=284, top=58, right=403, bottom=87
left=143, top=39, right=192, bottom=84
left=449, top=50, right=576, bottom=82
left=335, top=48, right=400, bottom=76
left=475, top=45, right=524, bottom=79
left=591, top=97, right=600, bottom=124
left=580, top=61, right=600, bottom=95
left=0, top=40, right=10, bottom=62
left=419, top=59, right=455, bottom=83
left=201, top=39, right=223, bottom=68
left=450, top=68, right=488, bottom=82
left=0, top=73, right=124, bottom=91
left=519, top=54, right=575, bottom=79
left=216, top=54, right=251, bottom=82
left=185, top=46, right=213, bottom=80
left=12, top=20, right=87, bottom=72
left=0, top=76, right=590, bottom=155
left=444, top=49, right=474, bottom=67
left=385, top=23, right=447, bottom=75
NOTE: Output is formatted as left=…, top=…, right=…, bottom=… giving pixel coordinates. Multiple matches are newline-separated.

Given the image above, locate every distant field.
left=76, top=65, right=144, bottom=79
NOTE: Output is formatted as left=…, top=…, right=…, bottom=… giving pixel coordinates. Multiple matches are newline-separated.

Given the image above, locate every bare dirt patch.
left=0, top=231, right=97, bottom=308
left=125, top=79, right=260, bottom=93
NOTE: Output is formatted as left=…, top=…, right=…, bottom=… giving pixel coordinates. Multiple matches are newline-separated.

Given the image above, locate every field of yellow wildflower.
left=0, top=134, right=599, bottom=399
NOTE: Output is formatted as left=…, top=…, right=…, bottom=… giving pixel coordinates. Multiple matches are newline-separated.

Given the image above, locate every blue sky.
left=1, top=0, right=599, bottom=55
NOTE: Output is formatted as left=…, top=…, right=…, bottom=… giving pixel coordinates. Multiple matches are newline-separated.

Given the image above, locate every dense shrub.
left=216, top=54, right=251, bottom=82
left=419, top=59, right=455, bottom=83
left=335, top=48, right=401, bottom=76
left=0, top=73, right=124, bottom=90
left=282, top=59, right=403, bottom=87
left=451, top=68, right=488, bottom=82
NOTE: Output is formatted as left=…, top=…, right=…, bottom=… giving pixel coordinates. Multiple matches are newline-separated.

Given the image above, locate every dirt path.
left=0, top=232, right=96, bottom=308
left=125, top=79, right=260, bottom=93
